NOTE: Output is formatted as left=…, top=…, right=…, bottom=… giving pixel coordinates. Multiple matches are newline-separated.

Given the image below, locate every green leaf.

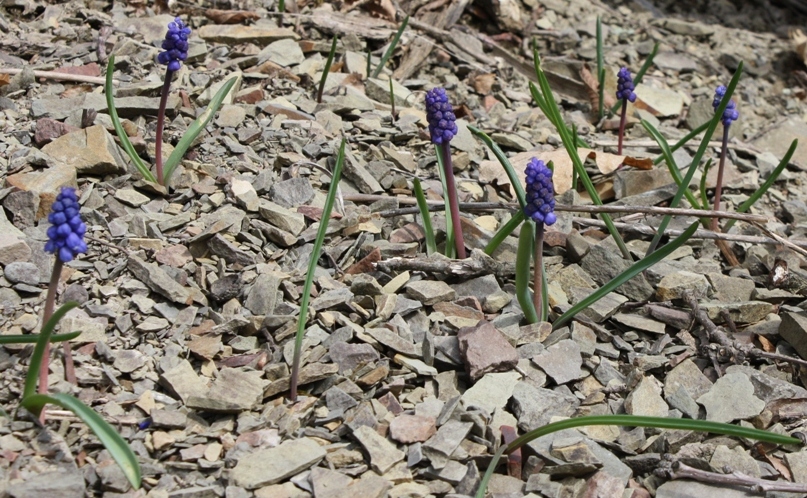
left=475, top=414, right=801, bottom=498
left=0, top=331, right=81, bottom=344
left=646, top=120, right=706, bottom=213
left=553, top=221, right=699, bottom=330
left=528, top=77, right=631, bottom=260
left=724, top=139, right=798, bottom=233
left=484, top=211, right=524, bottom=255
left=21, top=393, right=141, bottom=489
left=317, top=35, right=338, bottom=103
left=642, top=119, right=706, bottom=255
left=652, top=120, right=709, bottom=166
left=610, top=42, right=658, bottom=115
left=290, top=139, right=346, bottom=401
left=370, top=15, right=409, bottom=79
left=467, top=125, right=526, bottom=208
left=413, top=178, right=437, bottom=255
left=163, top=77, right=238, bottom=186
left=516, top=221, right=539, bottom=324
left=24, top=302, right=79, bottom=399
left=105, top=56, right=156, bottom=183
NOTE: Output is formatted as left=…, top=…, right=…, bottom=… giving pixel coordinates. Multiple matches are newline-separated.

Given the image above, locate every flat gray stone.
left=422, top=420, right=473, bottom=469
left=656, top=480, right=757, bottom=498
left=531, top=339, right=583, bottom=385
left=461, top=371, right=520, bottom=414
left=352, top=425, right=404, bottom=474
left=186, top=368, right=266, bottom=412
left=3, top=262, right=40, bottom=285
left=511, top=381, right=579, bottom=431
left=8, top=469, right=85, bottom=498
left=697, top=372, right=765, bottom=423
left=244, top=273, right=283, bottom=315
left=625, top=376, right=669, bottom=417
left=231, top=437, right=325, bottom=489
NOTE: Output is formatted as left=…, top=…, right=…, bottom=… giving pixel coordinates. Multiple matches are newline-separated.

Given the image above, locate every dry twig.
left=663, top=460, right=807, bottom=493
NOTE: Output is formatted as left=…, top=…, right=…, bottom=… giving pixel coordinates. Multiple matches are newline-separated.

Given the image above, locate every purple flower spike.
left=712, top=85, right=739, bottom=126
left=616, top=67, right=637, bottom=103
left=425, top=87, right=458, bottom=145
left=524, top=158, right=556, bottom=226
left=45, top=187, right=87, bottom=263
left=157, top=17, right=191, bottom=72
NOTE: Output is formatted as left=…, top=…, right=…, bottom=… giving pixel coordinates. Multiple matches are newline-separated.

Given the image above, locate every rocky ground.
left=4, top=0, right=807, bottom=497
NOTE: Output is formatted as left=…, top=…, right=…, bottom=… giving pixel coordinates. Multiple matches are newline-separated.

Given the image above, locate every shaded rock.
left=210, top=274, right=242, bottom=302
left=581, top=244, right=654, bottom=301
left=6, top=164, right=77, bottom=219
left=511, top=381, right=579, bottom=431
left=267, top=177, right=314, bottom=208
left=457, top=321, right=518, bottom=381
left=329, top=342, right=380, bottom=373
left=128, top=256, right=192, bottom=305
left=231, top=437, right=325, bottom=489
left=208, top=234, right=256, bottom=267
left=244, top=273, right=283, bottom=315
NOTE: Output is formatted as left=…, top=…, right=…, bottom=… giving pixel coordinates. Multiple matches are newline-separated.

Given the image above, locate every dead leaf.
left=204, top=9, right=260, bottom=24
left=757, top=334, right=775, bottom=352
left=344, top=0, right=396, bottom=22
left=580, top=64, right=616, bottom=114
left=470, top=73, right=496, bottom=95
left=0, top=74, right=10, bottom=87
left=479, top=147, right=653, bottom=198
left=763, top=451, right=792, bottom=481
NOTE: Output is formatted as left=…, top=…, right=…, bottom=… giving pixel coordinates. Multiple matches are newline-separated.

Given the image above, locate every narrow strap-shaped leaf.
left=596, top=16, right=605, bottom=120
left=485, top=211, right=524, bottom=255
left=105, top=56, right=156, bottom=183
left=290, top=139, right=346, bottom=401
left=553, top=221, right=699, bottom=330
left=21, top=393, right=141, bottom=489
left=723, top=138, right=797, bottom=233
left=24, top=302, right=79, bottom=399
left=516, top=221, right=539, bottom=323
left=475, top=414, right=800, bottom=498
left=0, top=331, right=80, bottom=344
left=529, top=79, right=631, bottom=260
left=317, top=35, right=338, bottom=103
left=467, top=125, right=527, bottom=207
left=163, top=77, right=238, bottom=185
left=652, top=120, right=709, bottom=166
left=648, top=119, right=706, bottom=213
left=370, top=15, right=409, bottom=79
left=413, top=178, right=436, bottom=255
left=642, top=120, right=706, bottom=255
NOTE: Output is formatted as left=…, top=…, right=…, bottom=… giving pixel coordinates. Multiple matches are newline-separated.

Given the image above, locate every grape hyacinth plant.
left=105, top=17, right=237, bottom=188
left=425, top=87, right=466, bottom=259
left=616, top=67, right=637, bottom=155
left=525, top=158, right=556, bottom=318
left=39, top=187, right=87, bottom=397
left=711, top=84, right=740, bottom=231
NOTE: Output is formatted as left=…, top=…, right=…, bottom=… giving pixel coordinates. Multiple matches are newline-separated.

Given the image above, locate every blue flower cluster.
left=712, top=85, right=739, bottom=126
left=45, top=187, right=87, bottom=263
left=425, top=87, right=458, bottom=145
left=157, top=17, right=191, bottom=72
left=524, top=158, right=556, bottom=226
left=616, top=67, right=637, bottom=103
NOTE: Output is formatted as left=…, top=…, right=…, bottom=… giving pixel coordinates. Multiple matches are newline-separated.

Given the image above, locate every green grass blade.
left=467, top=125, right=527, bottom=208
left=278, top=0, right=285, bottom=12
left=699, top=158, right=713, bottom=209
left=553, top=221, right=699, bottom=330
left=24, top=302, right=79, bottom=399
left=516, top=221, right=539, bottom=323
left=596, top=16, right=604, bottom=120
left=290, top=139, right=346, bottom=400
left=105, top=56, right=155, bottom=183
left=652, top=120, right=710, bottom=166
left=0, top=331, right=80, bottom=344
left=642, top=119, right=705, bottom=255
left=317, top=35, right=338, bottom=103
left=435, top=144, right=455, bottom=258
left=21, top=393, right=141, bottom=489
left=163, top=77, right=237, bottom=186
left=475, top=414, right=800, bottom=498
left=485, top=211, right=524, bottom=255
left=724, top=139, right=798, bottom=233
left=610, top=42, right=658, bottom=115
left=370, top=15, right=409, bottom=79
left=413, top=178, right=437, bottom=255
left=529, top=79, right=631, bottom=260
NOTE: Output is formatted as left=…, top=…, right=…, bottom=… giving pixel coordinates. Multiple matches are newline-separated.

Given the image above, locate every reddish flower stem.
left=440, top=142, right=466, bottom=259
left=155, top=68, right=174, bottom=185
left=711, top=125, right=731, bottom=231
left=38, top=258, right=63, bottom=422
left=617, top=100, right=628, bottom=155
